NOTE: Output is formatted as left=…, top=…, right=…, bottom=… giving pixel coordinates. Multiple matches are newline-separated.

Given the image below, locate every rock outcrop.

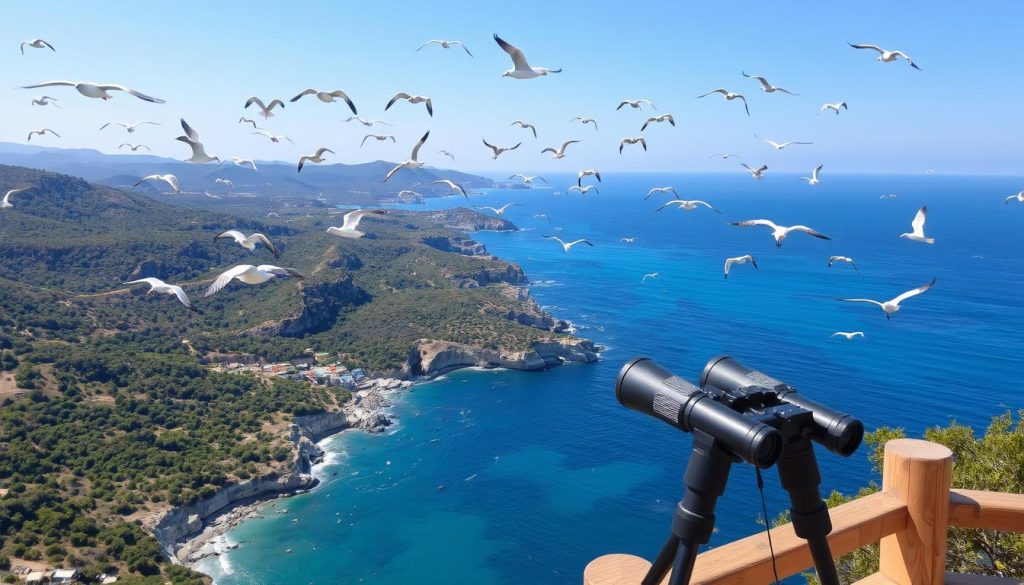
left=425, top=208, right=517, bottom=232
left=243, top=274, right=370, bottom=337
left=406, top=337, right=599, bottom=377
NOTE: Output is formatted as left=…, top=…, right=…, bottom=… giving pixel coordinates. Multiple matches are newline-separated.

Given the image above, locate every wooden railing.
left=584, top=439, right=1024, bottom=585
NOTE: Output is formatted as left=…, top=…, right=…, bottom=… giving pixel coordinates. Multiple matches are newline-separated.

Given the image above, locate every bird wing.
left=789, top=225, right=831, bottom=240
left=124, top=277, right=163, bottom=288
left=267, top=99, right=285, bottom=110
left=425, top=98, right=433, bottom=116
left=245, top=96, right=266, bottom=110
left=180, top=118, right=200, bottom=142
left=841, top=298, right=885, bottom=308
left=508, top=142, right=521, bottom=151
left=360, top=135, right=371, bottom=147
left=655, top=200, right=684, bottom=212
left=848, top=43, right=885, bottom=53
left=482, top=139, right=497, bottom=152
left=342, top=210, right=372, bottom=230
left=416, top=40, right=440, bottom=51
left=100, top=84, right=165, bottom=103
left=204, top=265, right=254, bottom=298
left=459, top=43, right=473, bottom=57
left=386, top=92, right=412, bottom=111
left=541, top=148, right=556, bottom=155
left=383, top=163, right=403, bottom=182
left=569, top=240, right=594, bottom=247
left=813, top=165, right=822, bottom=180
left=316, top=147, right=334, bottom=157
left=21, top=80, right=76, bottom=89
left=891, top=278, right=937, bottom=305
left=697, top=89, right=728, bottom=98
left=560, top=140, right=580, bottom=152
left=169, top=285, right=194, bottom=309
left=910, top=206, right=927, bottom=235
left=493, top=34, right=530, bottom=70
left=290, top=89, right=317, bottom=102
left=257, top=265, right=305, bottom=280
left=332, top=90, right=358, bottom=114
left=542, top=234, right=565, bottom=246
left=410, top=131, right=430, bottom=160
left=732, top=219, right=777, bottom=230
left=250, top=233, right=280, bottom=258
left=213, top=229, right=246, bottom=243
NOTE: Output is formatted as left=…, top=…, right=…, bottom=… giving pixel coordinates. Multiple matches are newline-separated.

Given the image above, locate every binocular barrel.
left=616, top=358, right=783, bottom=468
left=700, top=355, right=864, bottom=456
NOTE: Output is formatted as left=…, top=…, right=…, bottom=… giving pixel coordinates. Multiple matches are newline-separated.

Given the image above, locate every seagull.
left=511, top=120, right=538, bottom=138
left=30, top=96, right=59, bottom=108
left=840, top=278, right=937, bottom=319
left=577, top=168, right=602, bottom=187
left=697, top=89, right=749, bottom=116
left=741, top=72, right=799, bottom=95
left=567, top=185, right=599, bottom=195
left=758, top=136, right=813, bottom=151
left=731, top=219, right=831, bottom=247
left=820, top=102, right=848, bottom=115
left=238, top=117, right=261, bottom=129
left=899, top=206, right=934, bottom=244
left=433, top=179, right=468, bottom=198
left=542, top=234, right=593, bottom=252
left=344, top=117, right=392, bottom=127
left=385, top=93, right=433, bottom=117
left=828, top=256, right=858, bottom=271
left=880, top=194, right=898, bottom=200
left=298, top=147, right=335, bottom=172
left=252, top=130, right=294, bottom=144
left=641, top=114, right=675, bottom=131
left=227, top=156, right=258, bottom=171
left=266, top=212, right=280, bottom=217
left=27, top=128, right=60, bottom=141
left=214, top=178, right=234, bottom=189
left=477, top=203, right=519, bottom=216
left=723, top=255, right=758, bottom=280
left=177, top=119, right=220, bottom=163
left=801, top=165, right=823, bottom=185
left=509, top=174, right=547, bottom=184
left=20, top=39, right=55, bottom=54
left=570, top=116, right=599, bottom=131
left=100, top=121, right=159, bottom=133
left=290, top=89, right=357, bottom=114
left=203, top=190, right=220, bottom=199
left=361, top=134, right=396, bottom=147
left=494, top=34, right=561, bottom=79
left=617, top=99, right=656, bottom=110
left=711, top=153, right=741, bottom=160
left=133, top=174, right=180, bottom=193
left=483, top=139, right=521, bottom=159
left=645, top=187, right=679, bottom=200
left=244, top=97, right=285, bottom=118
left=21, top=80, right=165, bottom=103
left=848, top=43, right=922, bottom=70
left=119, top=143, right=151, bottom=152
left=1004, top=191, right=1024, bottom=205
left=620, top=237, right=636, bottom=243
left=619, top=137, right=647, bottom=154
left=204, top=265, right=305, bottom=298
left=417, top=40, right=473, bottom=56
left=214, top=230, right=279, bottom=258
left=642, top=273, right=660, bottom=282
left=831, top=332, right=865, bottom=340
left=742, top=163, right=768, bottom=179
left=656, top=199, right=721, bottom=213
left=124, top=278, right=196, bottom=312
left=438, top=149, right=455, bottom=161
left=384, top=131, right=429, bottom=181
left=542, top=140, right=581, bottom=159
left=1, top=187, right=30, bottom=209
left=326, top=210, right=389, bottom=238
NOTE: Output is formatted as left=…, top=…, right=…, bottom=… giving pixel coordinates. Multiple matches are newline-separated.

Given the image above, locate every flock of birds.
left=4, top=34, right=1022, bottom=341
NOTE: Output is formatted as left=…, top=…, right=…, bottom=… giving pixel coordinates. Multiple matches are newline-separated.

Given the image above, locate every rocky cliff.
left=243, top=274, right=370, bottom=337
left=406, top=337, right=599, bottom=377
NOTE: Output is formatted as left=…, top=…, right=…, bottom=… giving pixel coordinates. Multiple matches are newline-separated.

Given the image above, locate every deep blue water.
left=202, top=173, right=1024, bottom=584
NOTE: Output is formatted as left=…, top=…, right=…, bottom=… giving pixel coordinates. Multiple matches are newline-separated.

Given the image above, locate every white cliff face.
left=407, top=338, right=599, bottom=377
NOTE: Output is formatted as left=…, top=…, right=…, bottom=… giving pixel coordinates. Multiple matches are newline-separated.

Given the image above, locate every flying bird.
left=645, top=187, right=679, bottom=200
left=298, top=147, right=335, bottom=172
left=21, top=80, right=164, bottom=102
left=476, top=203, right=520, bottom=216
left=124, top=278, right=196, bottom=312
left=758, top=136, right=813, bottom=150
left=620, top=237, right=636, bottom=243
left=899, top=206, right=934, bottom=244
left=214, top=178, right=234, bottom=189
left=567, top=185, right=599, bottom=195
left=619, top=136, right=647, bottom=154
left=711, top=153, right=741, bottom=160
left=326, top=210, right=389, bottom=238
left=617, top=99, right=656, bottom=110
left=361, top=134, right=396, bottom=147
left=541, top=140, right=580, bottom=159
left=214, top=230, right=279, bottom=258
left=831, top=332, right=865, bottom=340
left=417, top=40, right=473, bottom=56
left=385, top=92, right=433, bottom=117
left=820, top=102, right=848, bottom=115
left=177, top=119, right=220, bottom=163
left=577, top=168, right=602, bottom=187
left=119, top=143, right=151, bottom=152
left=655, top=200, right=721, bottom=213
left=433, top=179, right=468, bottom=198
left=252, top=130, right=294, bottom=144
left=1003, top=191, right=1024, bottom=205
left=238, top=117, right=260, bottom=129
left=731, top=219, right=831, bottom=247
left=20, top=39, right=55, bottom=54
left=438, top=149, right=455, bottom=161
left=100, top=121, right=159, bottom=133
left=204, top=265, right=305, bottom=298
left=483, top=139, right=521, bottom=159
left=1, top=187, right=30, bottom=209
left=840, top=278, right=937, bottom=319
left=880, top=194, right=898, bottom=200
left=227, top=156, right=258, bottom=171
left=511, top=120, right=538, bottom=138
left=642, top=273, right=660, bottom=282
left=741, top=72, right=798, bottom=95
left=641, top=114, right=675, bottom=131
left=27, top=128, right=60, bottom=141
left=828, top=256, right=858, bottom=271
left=344, top=117, right=392, bottom=127
left=801, top=165, right=823, bottom=185
left=570, top=116, right=599, bottom=130
left=133, top=174, right=180, bottom=193
left=848, top=43, right=922, bottom=70
left=290, top=89, right=357, bottom=114
left=30, top=96, right=59, bottom=108
left=543, top=234, right=593, bottom=252
left=245, top=97, right=285, bottom=118
left=384, top=131, right=429, bottom=181
left=742, top=163, right=768, bottom=179
left=494, top=34, right=561, bottom=79
left=723, top=255, right=758, bottom=280
left=697, top=89, right=749, bottom=116
left=509, top=174, right=547, bottom=184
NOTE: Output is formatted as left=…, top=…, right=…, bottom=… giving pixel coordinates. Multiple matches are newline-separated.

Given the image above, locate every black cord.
left=756, top=467, right=782, bottom=585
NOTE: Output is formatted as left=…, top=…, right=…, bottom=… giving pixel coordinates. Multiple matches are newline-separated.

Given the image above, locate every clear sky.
left=2, top=0, right=1021, bottom=175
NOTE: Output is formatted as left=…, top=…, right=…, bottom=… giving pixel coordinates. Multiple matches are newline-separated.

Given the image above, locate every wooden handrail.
left=949, top=489, right=1024, bottom=532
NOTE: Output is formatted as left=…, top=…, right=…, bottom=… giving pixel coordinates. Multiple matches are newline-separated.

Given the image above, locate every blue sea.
left=200, top=173, right=1024, bottom=584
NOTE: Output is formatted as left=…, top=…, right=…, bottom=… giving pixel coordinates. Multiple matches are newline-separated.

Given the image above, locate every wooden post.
left=878, top=439, right=953, bottom=585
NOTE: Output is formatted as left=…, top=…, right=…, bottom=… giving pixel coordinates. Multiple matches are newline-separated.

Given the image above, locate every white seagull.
left=848, top=43, right=922, bottom=70
left=438, top=149, right=455, bottom=161
left=711, top=153, right=741, bottom=160
left=567, top=185, right=599, bottom=195
left=494, top=34, right=561, bottom=79
left=880, top=194, right=898, bottom=200
left=214, top=230, right=279, bottom=258
left=542, top=140, right=581, bottom=159
left=345, top=117, right=392, bottom=127
left=124, top=278, right=196, bottom=312
left=245, top=97, right=285, bottom=118
left=831, top=332, right=865, bottom=340
left=617, top=99, right=656, bottom=111
left=214, top=178, right=234, bottom=189
left=27, top=128, right=60, bottom=142
left=645, top=187, right=679, bottom=200
left=433, top=179, right=468, bottom=198
left=386, top=92, right=433, bottom=117
left=361, top=134, right=396, bottom=147
left=298, top=147, right=335, bottom=172
left=724, top=255, right=758, bottom=280
left=577, top=168, right=602, bottom=187
left=820, top=102, right=848, bottom=115
left=482, top=139, right=521, bottom=159
left=1, top=187, right=30, bottom=209
left=227, top=156, right=258, bottom=171
left=511, top=120, right=538, bottom=138
left=741, top=72, right=798, bottom=95
left=30, top=96, right=59, bottom=108
left=656, top=200, right=721, bottom=214
left=543, top=234, right=593, bottom=252
left=417, top=40, right=473, bottom=56
left=742, top=163, right=768, bottom=179
left=1003, top=191, right=1024, bottom=205
left=899, top=206, right=934, bottom=244
left=477, top=203, right=520, bottom=216
left=758, top=135, right=813, bottom=150
left=238, top=117, right=260, bottom=129
left=828, top=256, right=858, bottom=271
left=326, top=210, right=388, bottom=239
left=731, top=219, right=831, bottom=247
left=642, top=273, right=660, bottom=282
left=252, top=130, right=295, bottom=144
left=290, top=89, right=357, bottom=114
left=620, top=237, right=636, bottom=243
left=20, top=39, right=55, bottom=54
left=619, top=136, right=647, bottom=154
left=801, top=165, right=824, bottom=186
left=204, top=265, right=305, bottom=298
left=119, top=143, right=151, bottom=152
left=133, top=174, right=180, bottom=193
left=570, top=116, right=599, bottom=131
left=840, top=278, right=937, bottom=319
left=697, top=89, right=749, bottom=116
left=21, top=80, right=164, bottom=103
left=384, top=131, right=429, bottom=181
left=177, top=119, right=220, bottom=163
left=641, top=114, right=675, bottom=131
left=100, top=121, right=159, bottom=133
left=509, top=174, right=547, bottom=184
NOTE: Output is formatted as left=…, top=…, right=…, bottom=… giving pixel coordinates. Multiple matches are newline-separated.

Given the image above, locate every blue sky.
left=1, top=0, right=1021, bottom=175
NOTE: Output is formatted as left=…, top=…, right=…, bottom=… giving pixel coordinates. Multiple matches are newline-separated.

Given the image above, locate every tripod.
left=642, top=431, right=841, bottom=585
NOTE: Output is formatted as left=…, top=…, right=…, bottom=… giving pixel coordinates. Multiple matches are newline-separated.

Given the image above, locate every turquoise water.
left=204, top=173, right=1024, bottom=584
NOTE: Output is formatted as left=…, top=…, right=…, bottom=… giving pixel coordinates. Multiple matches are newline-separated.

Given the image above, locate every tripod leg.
left=776, top=437, right=841, bottom=585
left=642, top=536, right=679, bottom=585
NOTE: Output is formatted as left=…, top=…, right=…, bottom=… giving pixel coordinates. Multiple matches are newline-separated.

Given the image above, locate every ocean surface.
left=199, top=172, right=1024, bottom=584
